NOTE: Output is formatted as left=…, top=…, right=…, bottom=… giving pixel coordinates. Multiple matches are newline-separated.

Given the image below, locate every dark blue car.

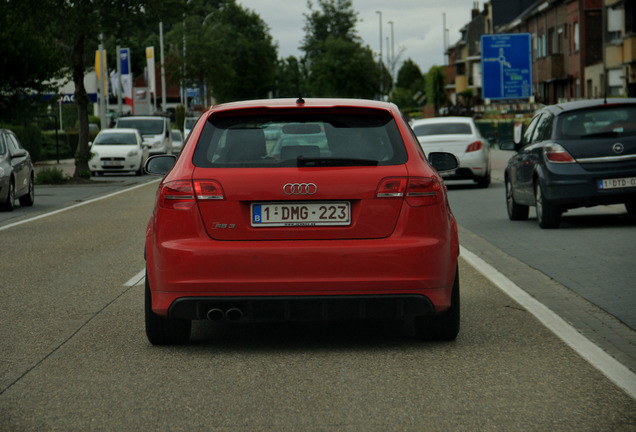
left=501, top=99, right=636, bottom=228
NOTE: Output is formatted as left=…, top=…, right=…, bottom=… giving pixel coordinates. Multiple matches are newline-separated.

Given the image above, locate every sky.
left=237, top=0, right=483, bottom=73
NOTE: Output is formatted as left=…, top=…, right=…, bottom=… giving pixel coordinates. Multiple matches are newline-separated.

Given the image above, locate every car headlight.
left=152, top=141, right=162, bottom=148
left=127, top=150, right=139, bottom=157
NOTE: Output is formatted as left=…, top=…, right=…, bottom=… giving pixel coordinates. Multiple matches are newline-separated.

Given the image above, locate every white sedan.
left=411, top=116, right=491, bottom=188
left=89, top=128, right=149, bottom=176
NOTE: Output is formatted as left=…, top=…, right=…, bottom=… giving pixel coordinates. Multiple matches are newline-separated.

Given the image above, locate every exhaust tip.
left=206, top=308, right=225, bottom=321
left=225, top=308, right=243, bottom=321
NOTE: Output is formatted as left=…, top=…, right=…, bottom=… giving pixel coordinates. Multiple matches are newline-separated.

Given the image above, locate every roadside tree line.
left=0, top=0, right=444, bottom=177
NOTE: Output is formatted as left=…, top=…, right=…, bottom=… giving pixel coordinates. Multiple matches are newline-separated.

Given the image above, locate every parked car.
left=0, top=129, right=35, bottom=211
left=171, top=130, right=184, bottom=154
left=115, top=115, right=172, bottom=155
left=143, top=98, right=461, bottom=345
left=88, top=128, right=149, bottom=176
left=411, top=116, right=491, bottom=188
left=501, top=98, right=636, bottom=228
left=183, top=116, right=198, bottom=139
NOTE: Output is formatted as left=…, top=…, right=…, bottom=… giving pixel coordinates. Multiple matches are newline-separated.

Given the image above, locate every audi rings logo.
left=283, top=183, right=317, bottom=195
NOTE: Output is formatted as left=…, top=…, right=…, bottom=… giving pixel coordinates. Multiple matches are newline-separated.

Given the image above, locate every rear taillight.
left=466, top=141, right=482, bottom=152
left=405, top=177, right=442, bottom=207
left=194, top=180, right=225, bottom=200
left=544, top=144, right=575, bottom=163
left=159, top=180, right=195, bottom=210
left=376, top=177, right=407, bottom=197
left=376, top=177, right=442, bottom=207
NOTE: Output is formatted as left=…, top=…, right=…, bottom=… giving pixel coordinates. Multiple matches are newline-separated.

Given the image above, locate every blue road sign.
left=481, top=33, right=533, bottom=100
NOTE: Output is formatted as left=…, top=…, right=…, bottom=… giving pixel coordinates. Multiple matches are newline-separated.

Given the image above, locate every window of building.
left=607, top=7, right=623, bottom=43
left=608, top=69, right=623, bottom=96
left=573, top=22, right=580, bottom=51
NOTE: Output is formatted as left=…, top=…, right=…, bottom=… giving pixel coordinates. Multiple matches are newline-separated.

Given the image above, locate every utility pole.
left=376, top=11, right=383, bottom=98
left=160, top=22, right=167, bottom=112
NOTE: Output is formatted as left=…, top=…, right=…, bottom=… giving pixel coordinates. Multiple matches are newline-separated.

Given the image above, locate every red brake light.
left=376, top=178, right=407, bottom=197
left=466, top=141, right=482, bottom=152
left=405, top=177, right=442, bottom=207
left=544, top=144, right=575, bottom=163
left=376, top=177, right=441, bottom=206
left=159, top=180, right=195, bottom=209
left=194, top=180, right=225, bottom=200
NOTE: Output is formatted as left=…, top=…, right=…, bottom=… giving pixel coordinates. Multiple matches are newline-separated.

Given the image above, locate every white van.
left=115, top=116, right=172, bottom=155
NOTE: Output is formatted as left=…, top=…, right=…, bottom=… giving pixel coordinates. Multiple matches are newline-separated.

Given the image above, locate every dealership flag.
left=120, top=48, right=133, bottom=107
left=95, top=49, right=108, bottom=96
left=146, top=47, right=156, bottom=93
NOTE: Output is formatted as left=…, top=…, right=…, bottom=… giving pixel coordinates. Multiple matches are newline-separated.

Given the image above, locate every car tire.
left=534, top=181, right=561, bottom=229
left=1, top=178, right=15, bottom=211
left=136, top=164, right=143, bottom=176
left=19, top=174, right=35, bottom=207
left=476, top=170, right=491, bottom=188
left=413, top=266, right=460, bottom=341
left=505, top=176, right=528, bottom=220
left=145, top=272, right=191, bottom=345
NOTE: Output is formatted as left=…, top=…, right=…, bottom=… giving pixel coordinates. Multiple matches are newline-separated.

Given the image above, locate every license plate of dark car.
left=251, top=202, right=350, bottom=227
left=598, top=177, right=636, bottom=190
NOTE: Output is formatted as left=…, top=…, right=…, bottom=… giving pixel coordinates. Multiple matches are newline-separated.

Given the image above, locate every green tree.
left=165, top=0, right=277, bottom=104
left=0, top=2, right=65, bottom=122
left=396, top=59, right=424, bottom=90
left=17, top=0, right=180, bottom=179
left=274, top=56, right=305, bottom=98
left=390, top=59, right=425, bottom=111
left=301, top=0, right=380, bottom=98
left=426, top=65, right=447, bottom=113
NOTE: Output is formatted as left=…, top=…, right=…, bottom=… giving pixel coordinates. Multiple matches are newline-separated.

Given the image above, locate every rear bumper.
left=169, top=294, right=435, bottom=321
left=540, top=165, right=636, bottom=208
left=147, top=236, right=457, bottom=318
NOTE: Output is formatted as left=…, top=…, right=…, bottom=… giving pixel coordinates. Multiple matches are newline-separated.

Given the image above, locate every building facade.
left=444, top=0, right=636, bottom=109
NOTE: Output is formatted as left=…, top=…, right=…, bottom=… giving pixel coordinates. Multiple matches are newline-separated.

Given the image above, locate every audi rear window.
left=192, top=113, right=407, bottom=168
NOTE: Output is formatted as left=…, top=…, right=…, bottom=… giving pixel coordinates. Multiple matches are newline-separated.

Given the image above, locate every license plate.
left=598, top=177, right=636, bottom=190
left=102, top=161, right=122, bottom=167
left=251, top=202, right=350, bottom=227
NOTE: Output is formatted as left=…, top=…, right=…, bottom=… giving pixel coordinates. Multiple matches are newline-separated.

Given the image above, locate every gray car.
left=501, top=98, right=636, bottom=228
left=0, top=129, right=35, bottom=211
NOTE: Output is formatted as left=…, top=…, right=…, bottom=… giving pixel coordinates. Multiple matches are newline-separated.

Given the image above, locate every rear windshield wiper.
left=297, top=157, right=379, bottom=167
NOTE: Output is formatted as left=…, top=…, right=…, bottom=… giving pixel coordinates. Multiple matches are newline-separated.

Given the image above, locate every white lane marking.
left=460, top=246, right=636, bottom=400
left=0, top=179, right=160, bottom=232
left=124, top=269, right=146, bottom=287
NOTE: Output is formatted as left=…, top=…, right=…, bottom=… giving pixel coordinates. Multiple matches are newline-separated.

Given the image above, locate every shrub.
left=35, top=167, right=69, bottom=185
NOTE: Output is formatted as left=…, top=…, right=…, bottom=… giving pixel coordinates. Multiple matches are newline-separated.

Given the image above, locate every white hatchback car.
left=412, top=116, right=491, bottom=188
left=89, top=128, right=149, bottom=176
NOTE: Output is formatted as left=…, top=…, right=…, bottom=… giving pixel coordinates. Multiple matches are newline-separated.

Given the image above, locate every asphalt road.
left=0, top=164, right=635, bottom=430
left=445, top=149, right=636, bottom=373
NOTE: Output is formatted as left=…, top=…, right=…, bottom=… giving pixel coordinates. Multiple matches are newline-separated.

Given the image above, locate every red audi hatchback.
left=144, top=98, right=460, bottom=344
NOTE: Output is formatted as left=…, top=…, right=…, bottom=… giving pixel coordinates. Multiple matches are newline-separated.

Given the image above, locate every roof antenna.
left=296, top=93, right=305, bottom=105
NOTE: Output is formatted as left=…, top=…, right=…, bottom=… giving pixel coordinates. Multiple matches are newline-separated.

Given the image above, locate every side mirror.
left=145, top=154, right=177, bottom=176
left=428, top=152, right=458, bottom=173
left=12, top=149, right=27, bottom=158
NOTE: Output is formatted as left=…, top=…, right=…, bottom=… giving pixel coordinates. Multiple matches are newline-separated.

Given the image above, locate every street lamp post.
left=376, top=11, right=383, bottom=98
left=388, top=20, right=394, bottom=83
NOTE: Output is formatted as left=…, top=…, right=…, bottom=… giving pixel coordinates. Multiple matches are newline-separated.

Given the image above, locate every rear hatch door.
left=193, top=165, right=407, bottom=241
